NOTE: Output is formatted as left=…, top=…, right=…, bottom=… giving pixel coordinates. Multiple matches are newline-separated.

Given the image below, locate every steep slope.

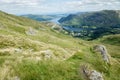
left=0, top=10, right=86, bottom=80
left=0, top=11, right=119, bottom=80
left=0, top=10, right=82, bottom=60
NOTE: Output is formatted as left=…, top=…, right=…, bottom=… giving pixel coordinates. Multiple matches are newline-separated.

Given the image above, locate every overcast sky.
left=0, top=0, right=120, bottom=15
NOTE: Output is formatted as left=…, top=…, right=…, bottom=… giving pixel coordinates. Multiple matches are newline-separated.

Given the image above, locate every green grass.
left=13, top=60, right=81, bottom=80
left=100, top=34, right=120, bottom=46
left=0, top=11, right=119, bottom=80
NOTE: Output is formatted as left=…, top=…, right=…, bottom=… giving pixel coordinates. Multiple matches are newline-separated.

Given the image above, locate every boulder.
left=89, top=70, right=104, bottom=80
left=81, top=65, right=104, bottom=80
left=93, top=45, right=110, bottom=64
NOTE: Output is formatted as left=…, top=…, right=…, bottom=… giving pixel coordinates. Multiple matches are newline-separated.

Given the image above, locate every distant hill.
left=59, top=10, right=120, bottom=39
left=21, top=14, right=67, bottom=22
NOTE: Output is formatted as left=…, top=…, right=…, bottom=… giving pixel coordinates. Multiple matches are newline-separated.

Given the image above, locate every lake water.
left=50, top=17, right=61, bottom=24
left=49, top=17, right=84, bottom=32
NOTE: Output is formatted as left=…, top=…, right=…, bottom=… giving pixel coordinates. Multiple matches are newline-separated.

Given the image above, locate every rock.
left=25, top=27, right=37, bottom=35
left=93, top=45, right=110, bottom=64
left=14, top=48, right=22, bottom=53
left=89, top=70, right=104, bottom=80
left=10, top=76, right=20, bottom=80
left=40, top=50, right=53, bottom=60
left=81, top=65, right=104, bottom=80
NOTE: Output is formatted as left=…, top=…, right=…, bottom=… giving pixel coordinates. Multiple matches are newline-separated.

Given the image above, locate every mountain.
left=0, top=10, right=119, bottom=80
left=59, top=10, right=120, bottom=39
left=21, top=14, right=67, bottom=22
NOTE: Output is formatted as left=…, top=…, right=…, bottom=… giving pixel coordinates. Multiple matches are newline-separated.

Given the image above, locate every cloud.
left=62, top=0, right=120, bottom=11
left=0, top=0, right=45, bottom=6
left=0, top=0, right=120, bottom=14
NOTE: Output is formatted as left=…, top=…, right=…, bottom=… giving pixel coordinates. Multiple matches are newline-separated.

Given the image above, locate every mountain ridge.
left=59, top=10, right=120, bottom=39
left=21, top=14, right=68, bottom=22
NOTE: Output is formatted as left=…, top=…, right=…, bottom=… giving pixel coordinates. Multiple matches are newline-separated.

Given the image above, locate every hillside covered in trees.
left=59, top=10, right=120, bottom=39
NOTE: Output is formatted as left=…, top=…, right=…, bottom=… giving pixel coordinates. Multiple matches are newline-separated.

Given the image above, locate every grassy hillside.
left=99, top=34, right=120, bottom=59
left=100, top=34, right=120, bottom=46
left=0, top=11, right=120, bottom=80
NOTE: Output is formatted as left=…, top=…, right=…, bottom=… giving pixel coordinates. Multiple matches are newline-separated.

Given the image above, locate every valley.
left=22, top=10, right=120, bottom=40
left=58, top=10, right=120, bottom=39
left=0, top=10, right=119, bottom=80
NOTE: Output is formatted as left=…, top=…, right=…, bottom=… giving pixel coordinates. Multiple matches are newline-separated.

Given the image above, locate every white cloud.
left=0, top=0, right=120, bottom=14
left=0, top=0, right=45, bottom=6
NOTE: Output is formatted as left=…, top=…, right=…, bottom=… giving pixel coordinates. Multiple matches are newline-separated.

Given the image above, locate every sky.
left=0, top=0, right=120, bottom=15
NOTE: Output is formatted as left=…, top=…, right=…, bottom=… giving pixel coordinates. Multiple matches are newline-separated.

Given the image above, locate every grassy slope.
left=0, top=11, right=119, bottom=80
left=99, top=34, right=120, bottom=59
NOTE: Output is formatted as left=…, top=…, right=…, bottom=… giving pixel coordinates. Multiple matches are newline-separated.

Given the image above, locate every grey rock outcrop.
left=81, top=65, right=104, bottom=80
left=93, top=45, right=110, bottom=64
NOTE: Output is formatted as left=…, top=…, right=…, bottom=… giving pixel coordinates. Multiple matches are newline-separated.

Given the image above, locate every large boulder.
left=93, top=45, right=110, bottom=64
left=81, top=65, right=104, bottom=80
